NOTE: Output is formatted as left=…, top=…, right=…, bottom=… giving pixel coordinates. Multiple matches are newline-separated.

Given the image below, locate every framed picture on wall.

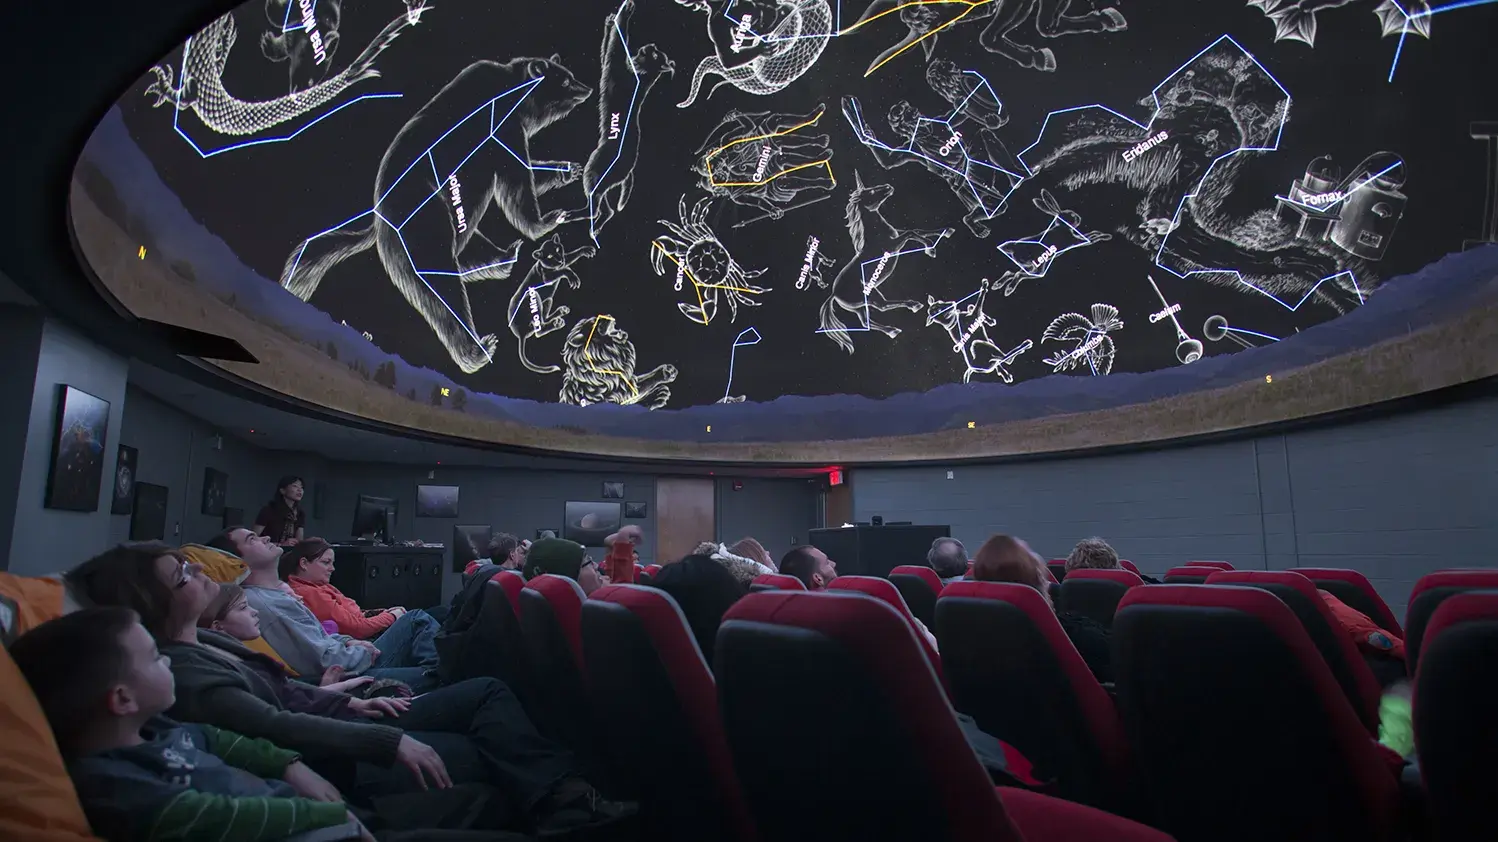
left=45, top=385, right=111, bottom=512
left=601, top=481, right=624, bottom=499
left=564, top=501, right=621, bottom=547
left=453, top=524, right=492, bottom=573
left=416, top=484, right=460, bottom=518
left=624, top=501, right=647, bottom=519
left=130, top=482, right=169, bottom=541
left=111, top=444, right=137, bottom=515
left=201, top=468, right=228, bottom=516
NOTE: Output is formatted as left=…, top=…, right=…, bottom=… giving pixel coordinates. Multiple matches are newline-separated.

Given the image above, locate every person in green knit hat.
left=523, top=538, right=608, bottom=596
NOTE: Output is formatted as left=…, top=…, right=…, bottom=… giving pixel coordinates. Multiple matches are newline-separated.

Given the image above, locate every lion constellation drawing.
left=559, top=316, right=678, bottom=409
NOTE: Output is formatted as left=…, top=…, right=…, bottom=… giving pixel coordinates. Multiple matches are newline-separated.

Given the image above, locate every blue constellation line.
left=285, top=76, right=575, bottom=360
left=1227, top=326, right=1281, bottom=342
left=1387, top=0, right=1498, bottom=82
left=722, top=326, right=763, bottom=401
left=996, top=212, right=1091, bottom=277
left=813, top=245, right=932, bottom=334
left=1272, top=160, right=1404, bottom=215
left=279, top=0, right=313, bottom=33
left=586, top=6, right=642, bottom=243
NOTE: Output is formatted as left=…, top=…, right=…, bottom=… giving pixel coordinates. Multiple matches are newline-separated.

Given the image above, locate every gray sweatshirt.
left=242, top=583, right=372, bottom=677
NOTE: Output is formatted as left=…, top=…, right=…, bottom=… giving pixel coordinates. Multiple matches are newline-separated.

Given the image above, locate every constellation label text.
left=447, top=175, right=467, bottom=233
left=1122, top=130, right=1169, bottom=163
left=796, top=236, right=821, bottom=290
left=298, top=0, right=328, bottom=65
left=1149, top=303, right=1181, bottom=323
left=938, top=131, right=964, bottom=156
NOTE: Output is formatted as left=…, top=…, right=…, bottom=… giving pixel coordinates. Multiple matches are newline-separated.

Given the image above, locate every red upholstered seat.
left=1119, top=560, right=1141, bottom=575
left=581, top=585, right=754, bottom=842
left=519, top=575, right=610, bottom=773
left=493, top=569, right=524, bottom=611
left=1206, top=570, right=1383, bottom=733
left=1186, top=560, right=1234, bottom=571
left=889, top=565, right=942, bottom=628
left=1405, top=570, right=1498, bottom=675
left=1046, top=561, right=1067, bottom=582
left=716, top=590, right=1173, bottom=842
left=749, top=573, right=806, bottom=592
left=1291, top=568, right=1402, bottom=636
left=644, top=564, right=663, bottom=578
left=1113, top=585, right=1400, bottom=841
left=827, top=576, right=944, bottom=687
left=1162, top=565, right=1221, bottom=584
left=1414, top=591, right=1498, bottom=841
left=936, top=581, right=1134, bottom=812
left=1058, top=568, right=1144, bottom=628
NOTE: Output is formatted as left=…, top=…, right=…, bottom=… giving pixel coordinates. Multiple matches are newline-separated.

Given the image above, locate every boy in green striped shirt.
left=10, top=606, right=372, bottom=841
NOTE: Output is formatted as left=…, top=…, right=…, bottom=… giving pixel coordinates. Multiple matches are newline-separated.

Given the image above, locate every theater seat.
left=1291, top=568, right=1402, bottom=636
left=1413, top=591, right=1498, bottom=841
left=449, top=576, right=541, bottom=709
left=827, top=576, right=942, bottom=680
left=1058, top=568, right=1143, bottom=628
left=1046, top=561, right=1067, bottom=582
left=519, top=575, right=613, bottom=784
left=1113, top=585, right=1400, bottom=842
left=581, top=585, right=753, bottom=842
left=889, top=565, right=942, bottom=627
left=1187, top=561, right=1234, bottom=571
left=936, top=581, right=1134, bottom=813
left=1205, top=570, right=1382, bottom=733
left=717, top=591, right=1174, bottom=842
left=1405, top=570, right=1498, bottom=675
left=750, top=573, right=806, bottom=592
left=1162, top=566, right=1220, bottom=585
left=644, top=564, right=663, bottom=578
left=1119, top=560, right=1141, bottom=575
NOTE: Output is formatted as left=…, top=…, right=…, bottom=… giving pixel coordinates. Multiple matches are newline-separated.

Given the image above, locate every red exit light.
left=828, top=468, right=843, bottom=486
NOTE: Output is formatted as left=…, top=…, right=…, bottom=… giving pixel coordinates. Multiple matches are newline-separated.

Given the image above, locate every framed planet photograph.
left=45, top=385, right=111, bottom=512
left=111, top=444, right=137, bottom=515
left=563, top=501, right=621, bottom=547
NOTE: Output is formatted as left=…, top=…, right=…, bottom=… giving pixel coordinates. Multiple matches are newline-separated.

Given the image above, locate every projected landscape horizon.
left=71, top=0, right=1498, bottom=462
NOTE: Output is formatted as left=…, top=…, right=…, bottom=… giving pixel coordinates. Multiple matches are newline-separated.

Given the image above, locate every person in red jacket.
left=601, top=524, right=643, bottom=584
left=282, top=538, right=440, bottom=672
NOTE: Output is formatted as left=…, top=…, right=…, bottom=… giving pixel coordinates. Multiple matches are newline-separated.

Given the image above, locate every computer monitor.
left=351, top=494, right=397, bottom=543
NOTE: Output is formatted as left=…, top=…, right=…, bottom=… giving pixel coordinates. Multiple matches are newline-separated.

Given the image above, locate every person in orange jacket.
left=282, top=539, right=440, bottom=671
left=601, top=524, right=643, bottom=584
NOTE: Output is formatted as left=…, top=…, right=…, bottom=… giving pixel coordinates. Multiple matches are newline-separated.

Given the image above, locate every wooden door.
left=655, top=477, right=715, bottom=566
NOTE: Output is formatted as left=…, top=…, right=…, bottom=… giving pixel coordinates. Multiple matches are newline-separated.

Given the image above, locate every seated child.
left=10, top=606, right=373, bottom=842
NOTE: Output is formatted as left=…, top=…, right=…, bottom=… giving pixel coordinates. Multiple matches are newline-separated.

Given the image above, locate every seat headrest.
left=1411, top=570, right=1498, bottom=602
left=1186, top=561, right=1235, bottom=571
left=1421, top=590, right=1498, bottom=655
left=751, top=573, right=806, bottom=591
left=890, top=566, right=943, bottom=593
left=523, top=574, right=587, bottom=664
left=1064, top=568, right=1144, bottom=587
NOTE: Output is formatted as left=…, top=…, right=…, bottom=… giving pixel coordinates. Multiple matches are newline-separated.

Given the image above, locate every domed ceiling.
left=71, top=0, right=1498, bottom=462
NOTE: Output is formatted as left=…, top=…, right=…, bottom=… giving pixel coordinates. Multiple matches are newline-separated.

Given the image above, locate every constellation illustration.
left=145, top=4, right=428, bottom=157
left=924, top=286, right=1033, bottom=383
left=1247, top=0, right=1498, bottom=81
left=675, top=0, right=833, bottom=107
left=818, top=173, right=953, bottom=353
left=560, top=315, right=678, bottom=408
left=694, top=104, right=837, bottom=222
left=1040, top=303, right=1123, bottom=375
left=993, top=190, right=1112, bottom=293
left=1204, top=314, right=1280, bottom=349
left=1273, top=152, right=1407, bottom=261
left=841, top=65, right=1025, bottom=237
left=1146, top=275, right=1203, bottom=364
left=651, top=196, right=771, bottom=325
left=720, top=327, right=764, bottom=402
left=280, top=56, right=594, bottom=373
left=507, top=234, right=595, bottom=374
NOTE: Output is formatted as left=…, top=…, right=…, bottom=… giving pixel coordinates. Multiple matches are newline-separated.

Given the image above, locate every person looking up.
left=489, top=532, right=526, bottom=571
left=973, top=534, right=1114, bottom=683
left=644, top=555, right=748, bottom=664
left=254, top=476, right=306, bottom=547
left=66, top=542, right=638, bottom=834
left=283, top=538, right=440, bottom=672
left=926, top=537, right=969, bottom=584
left=779, top=545, right=838, bottom=590
left=206, top=527, right=432, bottom=690
left=523, top=538, right=607, bottom=596
left=728, top=537, right=775, bottom=571
left=10, top=606, right=373, bottom=841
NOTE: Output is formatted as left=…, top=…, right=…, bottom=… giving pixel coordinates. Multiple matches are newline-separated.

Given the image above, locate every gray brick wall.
left=853, top=394, right=1498, bottom=622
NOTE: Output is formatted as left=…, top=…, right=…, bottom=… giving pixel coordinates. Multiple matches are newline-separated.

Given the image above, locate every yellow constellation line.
left=838, top=0, right=997, bottom=77
left=582, top=314, right=639, bottom=397
left=704, top=111, right=837, bottom=189
left=650, top=241, right=768, bottom=326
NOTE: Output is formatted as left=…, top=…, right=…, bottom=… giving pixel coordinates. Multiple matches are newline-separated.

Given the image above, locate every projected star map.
left=98, top=0, right=1498, bottom=426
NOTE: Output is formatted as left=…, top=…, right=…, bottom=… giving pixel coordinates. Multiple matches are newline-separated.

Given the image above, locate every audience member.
left=779, top=545, right=838, bottom=590
left=643, top=555, right=748, bottom=663
left=282, top=539, right=440, bottom=673
left=926, top=537, right=969, bottom=584
left=206, top=527, right=434, bottom=690
left=522, top=538, right=606, bottom=596
left=601, top=525, right=642, bottom=584
left=973, top=534, right=1114, bottom=683
left=10, top=606, right=373, bottom=841
left=692, top=541, right=773, bottom=587
left=727, top=537, right=775, bottom=571
left=253, top=476, right=307, bottom=547
left=65, top=542, right=637, bottom=834
left=1064, top=537, right=1160, bottom=583
left=487, top=533, right=525, bottom=571
left=1318, top=589, right=1407, bottom=689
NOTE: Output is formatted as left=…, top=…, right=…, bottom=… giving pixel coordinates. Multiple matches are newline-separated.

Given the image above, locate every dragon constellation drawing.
left=674, top=0, right=833, bottom=107
left=992, top=190, right=1113, bottom=295
left=1041, top=303, right=1124, bottom=375
left=579, top=0, right=676, bottom=244
left=145, top=3, right=427, bottom=139
left=842, top=69, right=1025, bottom=238
left=693, top=104, right=837, bottom=222
left=507, top=235, right=596, bottom=374
left=559, top=315, right=678, bottom=409
left=1246, top=0, right=1431, bottom=47
left=651, top=196, right=771, bottom=325
left=925, top=286, right=1034, bottom=383
left=818, top=173, right=953, bottom=353
left=280, top=55, right=594, bottom=374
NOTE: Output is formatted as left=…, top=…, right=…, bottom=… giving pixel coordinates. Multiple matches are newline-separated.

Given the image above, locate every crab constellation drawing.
left=650, top=196, right=771, bottom=325
left=924, top=286, right=1033, bottom=383
left=1040, top=303, right=1123, bottom=375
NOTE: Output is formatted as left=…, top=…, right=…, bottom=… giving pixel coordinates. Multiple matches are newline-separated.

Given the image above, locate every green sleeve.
left=1378, top=693, right=1415, bottom=757
left=198, top=724, right=302, bottom=778
left=148, top=790, right=347, bottom=842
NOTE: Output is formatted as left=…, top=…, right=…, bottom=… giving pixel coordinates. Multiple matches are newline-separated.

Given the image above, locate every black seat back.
left=889, top=573, right=938, bottom=628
